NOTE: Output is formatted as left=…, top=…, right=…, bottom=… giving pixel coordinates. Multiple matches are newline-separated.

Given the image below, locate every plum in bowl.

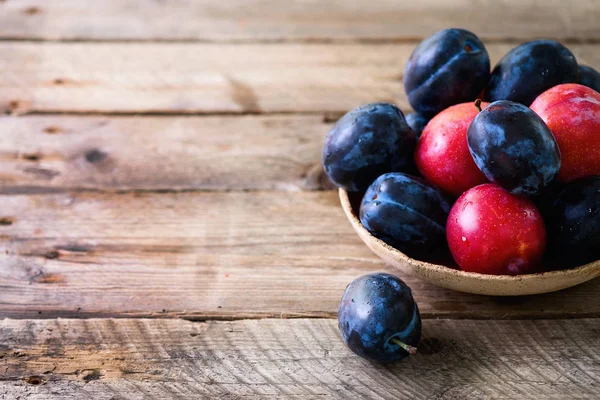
left=339, top=188, right=600, bottom=296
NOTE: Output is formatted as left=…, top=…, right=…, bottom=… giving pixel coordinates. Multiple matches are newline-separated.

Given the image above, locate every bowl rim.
left=339, top=187, right=600, bottom=283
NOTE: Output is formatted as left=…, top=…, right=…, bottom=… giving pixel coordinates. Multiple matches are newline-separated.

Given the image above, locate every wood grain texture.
left=0, top=115, right=332, bottom=191
left=0, top=43, right=598, bottom=114
left=0, top=0, right=598, bottom=42
left=1, top=190, right=599, bottom=320
left=1, top=318, right=599, bottom=399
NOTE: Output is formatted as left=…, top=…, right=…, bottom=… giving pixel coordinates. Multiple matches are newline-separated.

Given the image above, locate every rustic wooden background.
left=0, top=1, right=599, bottom=399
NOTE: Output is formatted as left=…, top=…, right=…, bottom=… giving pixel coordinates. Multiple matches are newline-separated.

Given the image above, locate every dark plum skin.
left=322, top=103, right=417, bottom=192
left=360, top=173, right=452, bottom=258
left=485, top=40, right=578, bottom=106
left=338, top=273, right=421, bottom=363
left=579, top=65, right=600, bottom=93
left=548, top=176, right=600, bottom=268
left=467, top=101, right=561, bottom=196
left=533, top=180, right=565, bottom=222
left=406, top=113, right=430, bottom=138
left=404, top=28, right=490, bottom=117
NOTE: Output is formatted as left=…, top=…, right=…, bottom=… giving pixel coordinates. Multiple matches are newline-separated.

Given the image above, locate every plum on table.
left=322, top=103, right=416, bottom=192
left=338, top=273, right=421, bottom=363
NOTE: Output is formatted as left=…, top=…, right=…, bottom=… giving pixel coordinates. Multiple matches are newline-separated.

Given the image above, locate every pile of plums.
left=327, top=28, right=600, bottom=363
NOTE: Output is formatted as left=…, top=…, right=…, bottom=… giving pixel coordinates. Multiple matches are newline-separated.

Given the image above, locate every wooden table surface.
left=1, top=1, right=599, bottom=399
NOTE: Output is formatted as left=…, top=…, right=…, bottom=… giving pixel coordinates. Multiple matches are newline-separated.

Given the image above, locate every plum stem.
left=390, top=338, right=418, bottom=355
left=474, top=98, right=483, bottom=112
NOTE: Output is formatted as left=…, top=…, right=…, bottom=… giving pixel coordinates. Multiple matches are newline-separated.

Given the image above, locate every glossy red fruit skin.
left=447, top=184, right=547, bottom=275
left=530, top=84, right=600, bottom=182
left=415, top=102, right=489, bottom=197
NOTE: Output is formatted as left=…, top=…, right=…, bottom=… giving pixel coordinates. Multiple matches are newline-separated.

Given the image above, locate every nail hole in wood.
left=54, top=243, right=93, bottom=253
left=85, top=149, right=108, bottom=164
left=83, top=370, right=102, bottom=383
left=45, top=250, right=60, bottom=259
left=44, top=126, right=62, bottom=134
left=24, top=376, right=47, bottom=385
left=22, top=153, right=41, bottom=162
left=24, top=7, right=41, bottom=15
left=0, top=217, right=14, bottom=226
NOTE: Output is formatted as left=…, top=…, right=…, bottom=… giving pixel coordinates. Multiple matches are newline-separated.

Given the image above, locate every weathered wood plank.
left=0, top=43, right=598, bottom=114
left=1, top=191, right=599, bottom=319
left=0, top=115, right=332, bottom=191
left=0, top=0, right=598, bottom=42
left=1, top=318, right=599, bottom=399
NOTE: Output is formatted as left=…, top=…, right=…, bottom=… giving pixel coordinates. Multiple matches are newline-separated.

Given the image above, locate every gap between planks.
left=4, top=310, right=600, bottom=322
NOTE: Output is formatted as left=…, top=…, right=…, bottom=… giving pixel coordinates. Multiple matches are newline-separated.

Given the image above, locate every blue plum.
left=467, top=100, right=561, bottom=196
left=548, top=176, right=600, bottom=268
left=338, top=273, right=421, bottom=363
left=406, top=113, right=430, bottom=138
left=360, top=172, right=452, bottom=258
left=404, top=28, right=490, bottom=117
left=322, top=103, right=417, bottom=192
left=485, top=40, right=578, bottom=105
left=533, top=180, right=565, bottom=222
left=579, top=65, right=600, bottom=93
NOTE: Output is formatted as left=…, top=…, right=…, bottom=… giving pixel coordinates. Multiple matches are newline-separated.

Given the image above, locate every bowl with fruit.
left=324, top=29, right=600, bottom=296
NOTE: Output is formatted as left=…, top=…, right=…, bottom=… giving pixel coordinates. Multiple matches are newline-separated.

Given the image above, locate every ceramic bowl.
left=339, top=188, right=600, bottom=296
